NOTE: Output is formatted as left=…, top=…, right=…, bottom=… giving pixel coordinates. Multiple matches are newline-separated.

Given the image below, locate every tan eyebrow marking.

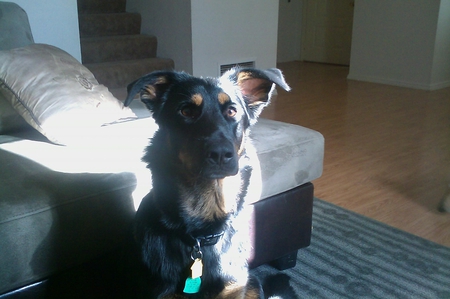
left=191, top=93, right=203, bottom=106
left=218, top=92, right=230, bottom=105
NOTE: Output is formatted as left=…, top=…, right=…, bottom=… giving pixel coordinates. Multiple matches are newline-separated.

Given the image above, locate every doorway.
left=301, top=0, right=354, bottom=65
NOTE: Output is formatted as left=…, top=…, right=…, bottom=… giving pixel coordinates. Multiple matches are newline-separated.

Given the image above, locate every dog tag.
left=183, top=277, right=201, bottom=294
left=191, top=258, right=203, bottom=279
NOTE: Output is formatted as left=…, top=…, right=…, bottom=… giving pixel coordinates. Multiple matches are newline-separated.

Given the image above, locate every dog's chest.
left=190, top=217, right=251, bottom=281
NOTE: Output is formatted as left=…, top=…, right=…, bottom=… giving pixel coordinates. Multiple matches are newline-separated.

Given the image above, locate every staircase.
left=77, top=0, right=174, bottom=92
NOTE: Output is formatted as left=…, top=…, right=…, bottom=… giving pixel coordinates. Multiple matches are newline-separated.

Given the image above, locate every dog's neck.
left=179, top=173, right=241, bottom=222
left=153, top=176, right=239, bottom=241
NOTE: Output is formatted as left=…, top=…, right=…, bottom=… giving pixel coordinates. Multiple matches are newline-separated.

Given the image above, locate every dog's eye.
left=180, top=105, right=200, bottom=119
left=226, top=106, right=237, bottom=118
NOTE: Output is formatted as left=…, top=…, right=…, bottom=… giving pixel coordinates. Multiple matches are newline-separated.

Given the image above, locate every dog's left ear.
left=123, top=71, right=181, bottom=113
left=224, top=68, right=290, bottom=120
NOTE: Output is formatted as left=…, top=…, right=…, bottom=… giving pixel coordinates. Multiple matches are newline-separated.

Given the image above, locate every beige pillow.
left=0, top=44, right=136, bottom=145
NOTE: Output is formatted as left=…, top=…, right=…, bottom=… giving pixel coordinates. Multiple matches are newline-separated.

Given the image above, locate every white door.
left=302, top=0, right=355, bottom=65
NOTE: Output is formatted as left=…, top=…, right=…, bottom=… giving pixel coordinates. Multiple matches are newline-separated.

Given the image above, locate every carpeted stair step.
left=79, top=13, right=141, bottom=37
left=85, top=58, right=174, bottom=89
left=77, top=0, right=126, bottom=14
left=80, top=35, right=157, bottom=64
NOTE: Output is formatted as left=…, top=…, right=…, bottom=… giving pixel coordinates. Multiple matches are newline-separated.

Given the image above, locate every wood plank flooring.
left=262, top=61, right=450, bottom=247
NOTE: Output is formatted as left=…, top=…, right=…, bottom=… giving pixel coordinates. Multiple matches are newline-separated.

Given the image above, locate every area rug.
left=252, top=198, right=450, bottom=299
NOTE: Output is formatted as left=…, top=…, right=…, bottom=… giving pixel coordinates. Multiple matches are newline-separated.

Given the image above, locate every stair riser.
left=77, top=0, right=126, bottom=13
left=79, top=13, right=141, bottom=37
left=85, top=59, right=175, bottom=89
left=81, top=35, right=157, bottom=64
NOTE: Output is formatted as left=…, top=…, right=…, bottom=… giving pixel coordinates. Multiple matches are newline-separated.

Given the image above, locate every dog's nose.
left=208, top=149, right=235, bottom=166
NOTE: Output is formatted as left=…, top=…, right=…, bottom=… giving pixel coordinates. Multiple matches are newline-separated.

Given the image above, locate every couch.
left=0, top=2, right=324, bottom=296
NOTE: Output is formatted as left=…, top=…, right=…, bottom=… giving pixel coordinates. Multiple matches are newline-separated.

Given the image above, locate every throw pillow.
left=0, top=44, right=137, bottom=145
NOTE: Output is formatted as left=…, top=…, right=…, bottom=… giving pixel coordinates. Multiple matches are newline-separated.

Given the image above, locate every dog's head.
left=125, top=68, right=289, bottom=180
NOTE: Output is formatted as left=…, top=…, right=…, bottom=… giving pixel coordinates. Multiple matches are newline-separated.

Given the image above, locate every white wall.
left=431, top=0, right=450, bottom=89
left=191, top=0, right=279, bottom=77
left=277, top=0, right=303, bottom=63
left=127, top=0, right=193, bottom=73
left=348, top=0, right=450, bottom=90
left=127, top=0, right=279, bottom=78
left=10, top=0, right=81, bottom=62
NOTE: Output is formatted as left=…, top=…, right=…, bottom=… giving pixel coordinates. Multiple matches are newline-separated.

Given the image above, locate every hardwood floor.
left=262, top=61, right=450, bottom=247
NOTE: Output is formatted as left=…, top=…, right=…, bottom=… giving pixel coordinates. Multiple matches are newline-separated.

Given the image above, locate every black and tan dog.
left=124, top=67, right=290, bottom=298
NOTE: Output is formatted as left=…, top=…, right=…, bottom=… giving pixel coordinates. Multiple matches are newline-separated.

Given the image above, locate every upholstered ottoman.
left=248, top=119, right=323, bottom=269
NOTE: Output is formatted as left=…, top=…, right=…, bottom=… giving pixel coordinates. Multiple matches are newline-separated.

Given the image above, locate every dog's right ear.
left=124, top=71, right=178, bottom=112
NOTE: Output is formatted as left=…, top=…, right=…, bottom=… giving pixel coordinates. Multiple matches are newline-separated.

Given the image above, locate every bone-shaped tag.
left=191, top=258, right=203, bottom=279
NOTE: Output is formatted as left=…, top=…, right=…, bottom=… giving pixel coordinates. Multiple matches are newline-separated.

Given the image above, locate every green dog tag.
left=183, top=277, right=201, bottom=294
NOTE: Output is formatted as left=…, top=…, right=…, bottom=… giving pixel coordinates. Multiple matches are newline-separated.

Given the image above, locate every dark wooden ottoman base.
left=249, top=182, right=314, bottom=270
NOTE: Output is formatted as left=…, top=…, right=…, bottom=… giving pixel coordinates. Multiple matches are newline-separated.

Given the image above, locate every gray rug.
left=252, top=198, right=450, bottom=299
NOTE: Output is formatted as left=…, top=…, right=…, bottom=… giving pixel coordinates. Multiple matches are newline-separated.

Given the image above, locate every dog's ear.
left=124, top=71, right=178, bottom=112
left=224, top=68, right=290, bottom=120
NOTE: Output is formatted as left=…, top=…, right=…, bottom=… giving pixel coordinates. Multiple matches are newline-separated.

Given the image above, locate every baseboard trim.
left=347, top=73, right=450, bottom=91
left=429, top=80, right=450, bottom=91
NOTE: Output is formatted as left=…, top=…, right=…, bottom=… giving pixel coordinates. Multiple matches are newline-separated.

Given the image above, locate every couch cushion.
left=0, top=94, right=30, bottom=133
left=0, top=44, right=136, bottom=144
left=0, top=147, right=138, bottom=294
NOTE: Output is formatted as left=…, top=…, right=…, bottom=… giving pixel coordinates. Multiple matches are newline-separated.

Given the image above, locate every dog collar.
left=194, top=232, right=224, bottom=247
left=181, top=231, right=224, bottom=249
left=184, top=231, right=224, bottom=249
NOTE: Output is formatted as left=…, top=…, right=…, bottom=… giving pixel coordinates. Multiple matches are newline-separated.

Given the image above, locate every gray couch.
left=0, top=2, right=324, bottom=296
